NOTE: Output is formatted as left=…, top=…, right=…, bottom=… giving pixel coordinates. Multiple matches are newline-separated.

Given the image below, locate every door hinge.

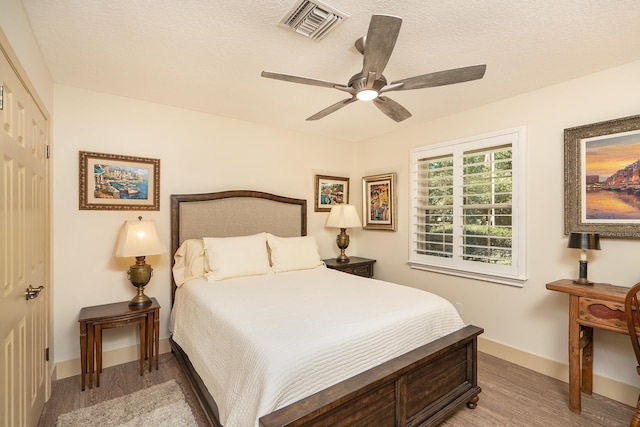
left=46, top=145, right=50, bottom=159
left=45, top=347, right=49, bottom=362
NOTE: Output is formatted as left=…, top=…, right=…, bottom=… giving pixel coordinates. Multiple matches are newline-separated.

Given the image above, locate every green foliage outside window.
left=417, top=147, right=513, bottom=265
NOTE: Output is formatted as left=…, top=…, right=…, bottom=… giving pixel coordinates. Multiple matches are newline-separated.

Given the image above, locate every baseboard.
left=479, top=336, right=639, bottom=407
left=53, top=338, right=172, bottom=381
left=53, top=336, right=637, bottom=407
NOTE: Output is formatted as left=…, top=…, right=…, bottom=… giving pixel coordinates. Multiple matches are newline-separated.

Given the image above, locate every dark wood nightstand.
left=324, top=257, right=376, bottom=278
left=78, top=298, right=160, bottom=391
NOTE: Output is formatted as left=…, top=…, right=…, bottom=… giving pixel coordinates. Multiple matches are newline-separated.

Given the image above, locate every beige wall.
left=51, top=85, right=360, bottom=364
left=355, top=59, right=640, bottom=400
left=4, top=0, right=640, bottom=406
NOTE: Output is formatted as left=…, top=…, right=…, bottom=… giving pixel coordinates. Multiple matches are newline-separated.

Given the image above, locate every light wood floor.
left=38, top=351, right=635, bottom=426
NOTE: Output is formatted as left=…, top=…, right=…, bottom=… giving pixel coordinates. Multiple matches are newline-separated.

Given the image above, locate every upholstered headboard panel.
left=169, top=190, right=307, bottom=301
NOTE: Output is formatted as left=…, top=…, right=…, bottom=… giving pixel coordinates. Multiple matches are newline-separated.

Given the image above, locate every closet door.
left=0, top=40, right=51, bottom=427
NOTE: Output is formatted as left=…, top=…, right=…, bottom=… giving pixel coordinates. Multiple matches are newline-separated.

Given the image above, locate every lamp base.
left=335, top=228, right=351, bottom=263
left=572, top=278, right=594, bottom=286
left=573, top=260, right=593, bottom=285
left=129, top=287, right=152, bottom=307
left=336, top=252, right=350, bottom=263
left=127, top=257, right=153, bottom=307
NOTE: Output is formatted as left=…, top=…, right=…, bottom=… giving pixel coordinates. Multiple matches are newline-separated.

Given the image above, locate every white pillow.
left=267, top=234, right=324, bottom=272
left=203, top=233, right=271, bottom=281
left=172, top=239, right=209, bottom=287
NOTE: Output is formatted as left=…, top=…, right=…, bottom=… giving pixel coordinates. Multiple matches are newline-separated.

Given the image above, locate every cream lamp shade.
left=114, top=217, right=166, bottom=307
left=326, top=204, right=361, bottom=263
left=326, top=204, right=362, bottom=229
left=114, top=218, right=166, bottom=258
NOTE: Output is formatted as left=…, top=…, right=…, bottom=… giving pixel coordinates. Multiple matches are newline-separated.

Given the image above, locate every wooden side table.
left=546, top=279, right=629, bottom=413
left=324, top=257, right=376, bottom=278
left=78, top=298, right=160, bottom=391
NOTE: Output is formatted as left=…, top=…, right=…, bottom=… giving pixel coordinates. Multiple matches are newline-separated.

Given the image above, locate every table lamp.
left=326, top=204, right=362, bottom=263
left=567, top=232, right=601, bottom=286
left=114, top=216, right=166, bottom=307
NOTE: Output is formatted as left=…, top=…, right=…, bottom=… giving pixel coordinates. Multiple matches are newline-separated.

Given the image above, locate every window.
left=409, top=127, right=526, bottom=286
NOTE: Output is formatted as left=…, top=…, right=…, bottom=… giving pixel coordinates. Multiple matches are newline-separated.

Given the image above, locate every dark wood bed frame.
left=170, top=190, right=483, bottom=427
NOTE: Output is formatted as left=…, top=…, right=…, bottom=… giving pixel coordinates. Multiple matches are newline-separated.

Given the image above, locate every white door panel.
left=0, top=39, right=50, bottom=427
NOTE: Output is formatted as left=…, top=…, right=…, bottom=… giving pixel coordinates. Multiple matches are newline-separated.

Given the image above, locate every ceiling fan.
left=261, top=14, right=486, bottom=122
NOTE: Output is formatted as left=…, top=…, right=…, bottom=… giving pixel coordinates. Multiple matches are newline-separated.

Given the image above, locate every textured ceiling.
left=20, top=0, right=640, bottom=142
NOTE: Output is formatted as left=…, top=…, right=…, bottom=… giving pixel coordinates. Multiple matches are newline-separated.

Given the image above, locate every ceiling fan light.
left=356, top=89, right=378, bottom=101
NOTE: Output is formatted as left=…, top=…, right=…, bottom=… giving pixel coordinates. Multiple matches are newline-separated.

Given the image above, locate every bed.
left=169, top=190, right=483, bottom=427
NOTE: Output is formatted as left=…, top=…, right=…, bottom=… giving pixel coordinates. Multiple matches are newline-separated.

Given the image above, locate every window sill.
left=408, top=261, right=527, bottom=287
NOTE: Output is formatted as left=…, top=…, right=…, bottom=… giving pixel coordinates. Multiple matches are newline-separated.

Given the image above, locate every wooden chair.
left=626, top=282, right=640, bottom=427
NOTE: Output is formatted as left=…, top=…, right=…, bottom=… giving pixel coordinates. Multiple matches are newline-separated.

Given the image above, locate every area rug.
left=55, top=380, right=198, bottom=426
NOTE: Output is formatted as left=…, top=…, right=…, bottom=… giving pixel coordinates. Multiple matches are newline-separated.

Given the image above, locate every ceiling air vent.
left=279, top=0, right=349, bottom=41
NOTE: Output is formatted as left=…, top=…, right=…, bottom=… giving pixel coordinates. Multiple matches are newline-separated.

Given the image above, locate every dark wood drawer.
left=323, top=257, right=376, bottom=278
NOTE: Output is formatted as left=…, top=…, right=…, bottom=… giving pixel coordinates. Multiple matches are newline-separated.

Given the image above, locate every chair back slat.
left=625, top=282, right=640, bottom=367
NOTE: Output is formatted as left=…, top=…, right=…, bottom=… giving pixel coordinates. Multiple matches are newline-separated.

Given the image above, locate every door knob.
left=25, top=285, right=44, bottom=300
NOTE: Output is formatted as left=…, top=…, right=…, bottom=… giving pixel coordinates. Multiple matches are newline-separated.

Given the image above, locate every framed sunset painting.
left=564, top=114, right=640, bottom=237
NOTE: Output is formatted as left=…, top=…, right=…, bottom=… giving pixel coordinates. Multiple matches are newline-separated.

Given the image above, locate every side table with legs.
left=78, top=298, right=160, bottom=390
left=546, top=280, right=629, bottom=413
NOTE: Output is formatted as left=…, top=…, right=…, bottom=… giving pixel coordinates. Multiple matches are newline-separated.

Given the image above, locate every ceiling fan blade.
left=389, top=64, right=487, bottom=91
left=373, top=96, right=412, bottom=122
left=361, top=15, right=402, bottom=79
left=306, top=97, right=357, bottom=121
left=261, top=71, right=345, bottom=89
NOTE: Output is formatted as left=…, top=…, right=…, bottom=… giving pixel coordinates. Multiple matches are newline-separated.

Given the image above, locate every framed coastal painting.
left=362, top=172, right=396, bottom=231
left=315, top=174, right=349, bottom=212
left=564, top=114, right=640, bottom=237
left=79, top=151, right=160, bottom=210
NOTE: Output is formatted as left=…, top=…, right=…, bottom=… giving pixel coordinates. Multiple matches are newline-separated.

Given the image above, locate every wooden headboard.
left=169, top=190, right=307, bottom=301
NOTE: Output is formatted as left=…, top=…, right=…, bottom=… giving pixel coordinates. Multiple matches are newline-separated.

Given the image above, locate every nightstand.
left=78, top=298, right=160, bottom=391
left=324, top=257, right=376, bottom=278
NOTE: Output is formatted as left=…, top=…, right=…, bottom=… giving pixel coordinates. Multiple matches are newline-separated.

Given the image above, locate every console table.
left=546, top=279, right=630, bottom=413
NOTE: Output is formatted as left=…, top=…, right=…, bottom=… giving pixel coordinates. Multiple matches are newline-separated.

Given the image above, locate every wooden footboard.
left=172, top=325, right=482, bottom=427
left=260, top=325, right=482, bottom=427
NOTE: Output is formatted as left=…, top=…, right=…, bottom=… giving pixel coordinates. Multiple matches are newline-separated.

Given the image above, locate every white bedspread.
left=170, top=268, right=465, bottom=427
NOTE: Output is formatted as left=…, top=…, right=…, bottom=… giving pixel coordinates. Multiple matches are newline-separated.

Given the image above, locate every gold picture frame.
left=564, top=114, right=640, bottom=237
left=363, top=172, right=396, bottom=231
left=314, top=174, right=349, bottom=212
left=79, top=151, right=160, bottom=211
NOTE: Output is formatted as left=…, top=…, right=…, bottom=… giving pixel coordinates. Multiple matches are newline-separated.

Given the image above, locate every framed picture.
left=79, top=151, right=160, bottom=211
left=315, top=174, right=349, bottom=212
left=564, top=114, right=640, bottom=237
left=363, top=172, right=396, bottom=231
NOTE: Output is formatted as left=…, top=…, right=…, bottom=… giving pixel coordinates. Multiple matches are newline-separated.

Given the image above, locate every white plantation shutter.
left=410, top=128, right=527, bottom=286
left=414, top=155, right=454, bottom=258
